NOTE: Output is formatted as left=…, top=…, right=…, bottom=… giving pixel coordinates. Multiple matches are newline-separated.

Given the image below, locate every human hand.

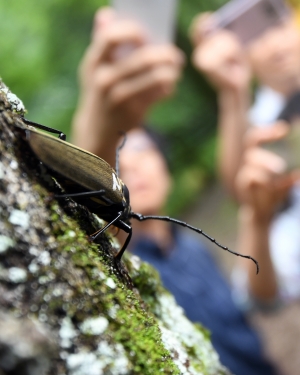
left=235, top=122, right=300, bottom=222
left=189, top=13, right=251, bottom=93
left=76, top=7, right=184, bottom=134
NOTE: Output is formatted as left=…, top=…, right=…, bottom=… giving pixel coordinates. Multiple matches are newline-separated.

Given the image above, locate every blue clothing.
left=132, top=228, right=276, bottom=375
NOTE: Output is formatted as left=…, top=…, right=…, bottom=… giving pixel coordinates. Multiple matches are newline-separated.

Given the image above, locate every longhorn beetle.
left=17, top=117, right=259, bottom=274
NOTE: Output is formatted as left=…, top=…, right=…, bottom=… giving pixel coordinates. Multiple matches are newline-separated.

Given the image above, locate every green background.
left=0, top=0, right=227, bottom=213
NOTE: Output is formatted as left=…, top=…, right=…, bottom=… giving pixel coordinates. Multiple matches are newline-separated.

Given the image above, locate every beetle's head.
left=122, top=184, right=130, bottom=204
left=122, top=183, right=131, bottom=216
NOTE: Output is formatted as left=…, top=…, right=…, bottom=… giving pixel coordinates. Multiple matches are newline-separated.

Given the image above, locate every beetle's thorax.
left=121, top=184, right=131, bottom=220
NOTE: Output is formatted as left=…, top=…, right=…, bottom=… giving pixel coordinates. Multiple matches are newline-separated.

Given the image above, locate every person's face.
left=119, top=129, right=172, bottom=215
left=246, top=18, right=300, bottom=92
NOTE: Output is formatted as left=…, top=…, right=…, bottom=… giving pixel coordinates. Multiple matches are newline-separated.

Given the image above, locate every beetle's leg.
left=55, top=189, right=115, bottom=205
left=90, top=212, right=123, bottom=241
left=22, top=117, right=66, bottom=140
left=91, top=216, right=131, bottom=262
left=130, top=212, right=259, bottom=274
left=114, top=221, right=132, bottom=262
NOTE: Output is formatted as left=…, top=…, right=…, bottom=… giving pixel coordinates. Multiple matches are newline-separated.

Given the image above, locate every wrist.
left=238, top=205, right=272, bottom=229
left=72, top=99, right=120, bottom=164
left=218, top=86, right=250, bottom=112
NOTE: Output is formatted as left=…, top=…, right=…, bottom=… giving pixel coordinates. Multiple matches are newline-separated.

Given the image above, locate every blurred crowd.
left=70, top=2, right=300, bottom=375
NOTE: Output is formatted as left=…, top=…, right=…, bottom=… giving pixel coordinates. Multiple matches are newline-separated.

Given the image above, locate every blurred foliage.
left=0, top=0, right=227, bottom=214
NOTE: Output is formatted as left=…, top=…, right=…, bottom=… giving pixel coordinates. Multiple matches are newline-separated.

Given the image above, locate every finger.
left=244, top=121, right=289, bottom=148
left=90, top=19, right=146, bottom=64
left=93, top=7, right=116, bottom=34
left=236, top=165, right=282, bottom=214
left=108, top=64, right=181, bottom=108
left=276, top=171, right=300, bottom=192
left=237, top=165, right=272, bottom=192
left=244, top=147, right=287, bottom=175
left=96, top=45, right=184, bottom=94
left=189, top=12, right=215, bottom=46
left=290, top=169, right=300, bottom=183
left=192, top=31, right=245, bottom=83
left=236, top=166, right=268, bottom=206
left=115, top=45, right=185, bottom=79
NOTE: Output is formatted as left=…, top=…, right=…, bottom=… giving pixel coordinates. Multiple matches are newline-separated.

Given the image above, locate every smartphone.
left=278, top=91, right=300, bottom=124
left=211, top=0, right=290, bottom=45
left=261, top=124, right=300, bottom=171
left=111, top=0, right=178, bottom=44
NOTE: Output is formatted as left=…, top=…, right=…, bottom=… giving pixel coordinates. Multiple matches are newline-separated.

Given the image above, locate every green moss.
left=40, top=197, right=181, bottom=374
left=0, top=100, right=229, bottom=374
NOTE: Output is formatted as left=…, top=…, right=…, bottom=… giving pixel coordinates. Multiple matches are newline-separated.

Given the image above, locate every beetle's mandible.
left=15, top=117, right=259, bottom=274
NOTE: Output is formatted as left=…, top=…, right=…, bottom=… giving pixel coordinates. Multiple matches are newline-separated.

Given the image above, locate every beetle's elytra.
left=15, top=116, right=259, bottom=274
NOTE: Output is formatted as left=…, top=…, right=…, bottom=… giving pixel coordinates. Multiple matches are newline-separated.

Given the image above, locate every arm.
left=190, top=14, right=251, bottom=197
left=237, top=206, right=277, bottom=302
left=72, top=7, right=184, bottom=166
left=234, top=124, right=300, bottom=302
left=217, top=88, right=250, bottom=197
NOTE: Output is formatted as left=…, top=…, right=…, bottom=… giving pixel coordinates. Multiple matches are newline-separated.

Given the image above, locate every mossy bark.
left=0, top=84, right=231, bottom=375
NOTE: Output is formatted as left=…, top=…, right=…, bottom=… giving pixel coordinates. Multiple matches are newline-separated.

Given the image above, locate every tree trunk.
left=0, top=81, right=230, bottom=375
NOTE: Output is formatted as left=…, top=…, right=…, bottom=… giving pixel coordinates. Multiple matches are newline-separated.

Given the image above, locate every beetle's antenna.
left=130, top=212, right=259, bottom=274
left=115, top=133, right=127, bottom=177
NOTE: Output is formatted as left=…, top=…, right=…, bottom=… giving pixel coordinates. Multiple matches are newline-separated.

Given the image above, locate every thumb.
left=93, top=7, right=116, bottom=35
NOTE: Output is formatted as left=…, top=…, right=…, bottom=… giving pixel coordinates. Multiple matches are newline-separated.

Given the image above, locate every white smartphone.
left=111, top=0, right=178, bottom=44
left=211, top=0, right=290, bottom=45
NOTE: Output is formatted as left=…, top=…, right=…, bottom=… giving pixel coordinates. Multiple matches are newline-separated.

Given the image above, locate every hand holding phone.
left=211, top=0, right=290, bottom=45
left=111, top=0, right=178, bottom=44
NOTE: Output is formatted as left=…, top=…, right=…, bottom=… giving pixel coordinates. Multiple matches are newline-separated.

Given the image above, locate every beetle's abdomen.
left=27, top=130, right=123, bottom=204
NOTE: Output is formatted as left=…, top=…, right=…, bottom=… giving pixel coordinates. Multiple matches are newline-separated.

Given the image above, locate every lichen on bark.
left=0, top=82, right=230, bottom=375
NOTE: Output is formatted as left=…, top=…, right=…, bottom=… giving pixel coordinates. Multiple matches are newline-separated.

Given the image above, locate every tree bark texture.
left=0, top=83, right=230, bottom=375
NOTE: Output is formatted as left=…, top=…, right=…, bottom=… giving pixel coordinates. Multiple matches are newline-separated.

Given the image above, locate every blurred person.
left=191, top=9, right=300, bottom=304
left=234, top=123, right=300, bottom=308
left=118, top=127, right=277, bottom=375
left=190, top=11, right=300, bottom=191
left=72, top=7, right=184, bottom=166
left=71, top=7, right=277, bottom=375
left=190, top=12, right=252, bottom=196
